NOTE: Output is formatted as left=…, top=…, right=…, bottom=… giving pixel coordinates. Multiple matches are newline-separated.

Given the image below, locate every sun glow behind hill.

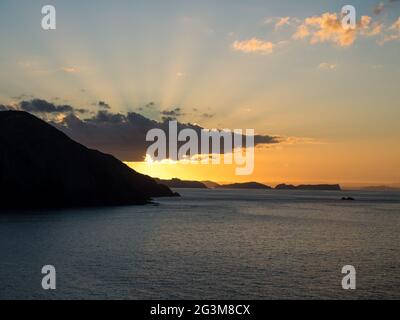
left=126, top=136, right=400, bottom=187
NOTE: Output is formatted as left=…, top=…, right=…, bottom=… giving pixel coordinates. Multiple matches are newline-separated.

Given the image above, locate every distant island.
left=154, top=179, right=343, bottom=191
left=0, top=111, right=177, bottom=210
left=360, top=186, right=400, bottom=192
left=155, top=178, right=208, bottom=189
left=218, top=182, right=272, bottom=190
left=275, top=184, right=341, bottom=191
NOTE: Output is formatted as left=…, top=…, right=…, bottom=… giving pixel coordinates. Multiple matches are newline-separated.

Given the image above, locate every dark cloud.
left=53, top=108, right=281, bottom=162
left=53, top=111, right=162, bottom=161
left=136, top=102, right=156, bottom=113
left=201, top=113, right=214, bottom=119
left=3, top=98, right=281, bottom=161
left=18, top=99, right=88, bottom=114
left=161, top=116, right=176, bottom=122
left=145, top=102, right=156, bottom=108
left=374, top=2, right=385, bottom=15
left=20, top=99, right=70, bottom=113
left=253, top=135, right=280, bottom=145
left=87, top=110, right=126, bottom=124
left=98, top=101, right=111, bottom=109
left=374, top=0, right=399, bottom=15
left=75, top=108, right=89, bottom=114
left=160, top=107, right=184, bottom=119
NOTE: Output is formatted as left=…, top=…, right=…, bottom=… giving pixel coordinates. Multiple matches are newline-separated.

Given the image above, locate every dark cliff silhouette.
left=218, top=182, right=272, bottom=190
left=155, top=178, right=208, bottom=189
left=275, top=184, right=341, bottom=191
left=0, top=111, right=177, bottom=209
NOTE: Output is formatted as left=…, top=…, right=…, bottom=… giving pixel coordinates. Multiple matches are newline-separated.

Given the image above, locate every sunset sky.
left=0, top=0, right=399, bottom=187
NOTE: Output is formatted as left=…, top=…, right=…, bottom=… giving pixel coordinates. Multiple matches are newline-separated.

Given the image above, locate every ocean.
left=0, top=189, right=399, bottom=300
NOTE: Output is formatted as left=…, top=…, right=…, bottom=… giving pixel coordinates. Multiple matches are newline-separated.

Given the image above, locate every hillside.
left=0, top=111, right=176, bottom=209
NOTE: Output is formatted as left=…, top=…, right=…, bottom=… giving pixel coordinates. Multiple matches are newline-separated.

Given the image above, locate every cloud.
left=237, top=10, right=398, bottom=52
left=20, top=99, right=75, bottom=113
left=265, top=16, right=300, bottom=30
left=61, top=67, right=80, bottom=74
left=11, top=93, right=34, bottom=101
left=293, top=25, right=310, bottom=39
left=361, top=20, right=384, bottom=36
left=300, top=13, right=354, bottom=46
left=14, top=99, right=88, bottom=116
left=390, top=17, right=400, bottom=30
left=233, top=38, right=275, bottom=54
left=374, top=2, right=385, bottom=15
left=18, top=61, right=82, bottom=75
left=2, top=98, right=283, bottom=161
left=160, top=107, right=184, bottom=120
left=379, top=17, right=400, bottom=43
left=201, top=113, right=214, bottom=119
left=98, top=101, right=111, bottom=109
left=282, top=137, right=324, bottom=145
left=275, top=17, right=291, bottom=29
left=318, top=62, right=337, bottom=70
left=145, top=102, right=156, bottom=108
left=293, top=13, right=380, bottom=47
left=57, top=110, right=281, bottom=161
left=374, top=0, right=400, bottom=15
left=88, top=110, right=126, bottom=124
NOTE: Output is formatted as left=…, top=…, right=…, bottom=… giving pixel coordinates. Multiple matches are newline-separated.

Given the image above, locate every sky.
left=0, top=0, right=399, bottom=187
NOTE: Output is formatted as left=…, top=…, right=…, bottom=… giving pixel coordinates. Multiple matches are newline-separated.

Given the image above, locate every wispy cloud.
left=16, top=99, right=88, bottom=116
left=274, top=17, right=291, bottom=30
left=160, top=107, right=184, bottom=120
left=18, top=60, right=82, bottom=74
left=374, top=2, right=385, bottom=15
left=61, top=67, right=80, bottom=74
left=98, top=101, right=111, bottom=109
left=265, top=16, right=300, bottom=30
left=318, top=62, right=338, bottom=71
left=233, top=38, right=275, bottom=54
left=373, top=0, right=400, bottom=15
left=379, top=17, right=400, bottom=43
left=282, top=137, right=325, bottom=145
left=390, top=17, right=400, bottom=30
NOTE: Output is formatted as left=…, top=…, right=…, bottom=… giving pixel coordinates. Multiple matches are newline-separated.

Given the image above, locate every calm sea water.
left=0, top=189, right=399, bottom=300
